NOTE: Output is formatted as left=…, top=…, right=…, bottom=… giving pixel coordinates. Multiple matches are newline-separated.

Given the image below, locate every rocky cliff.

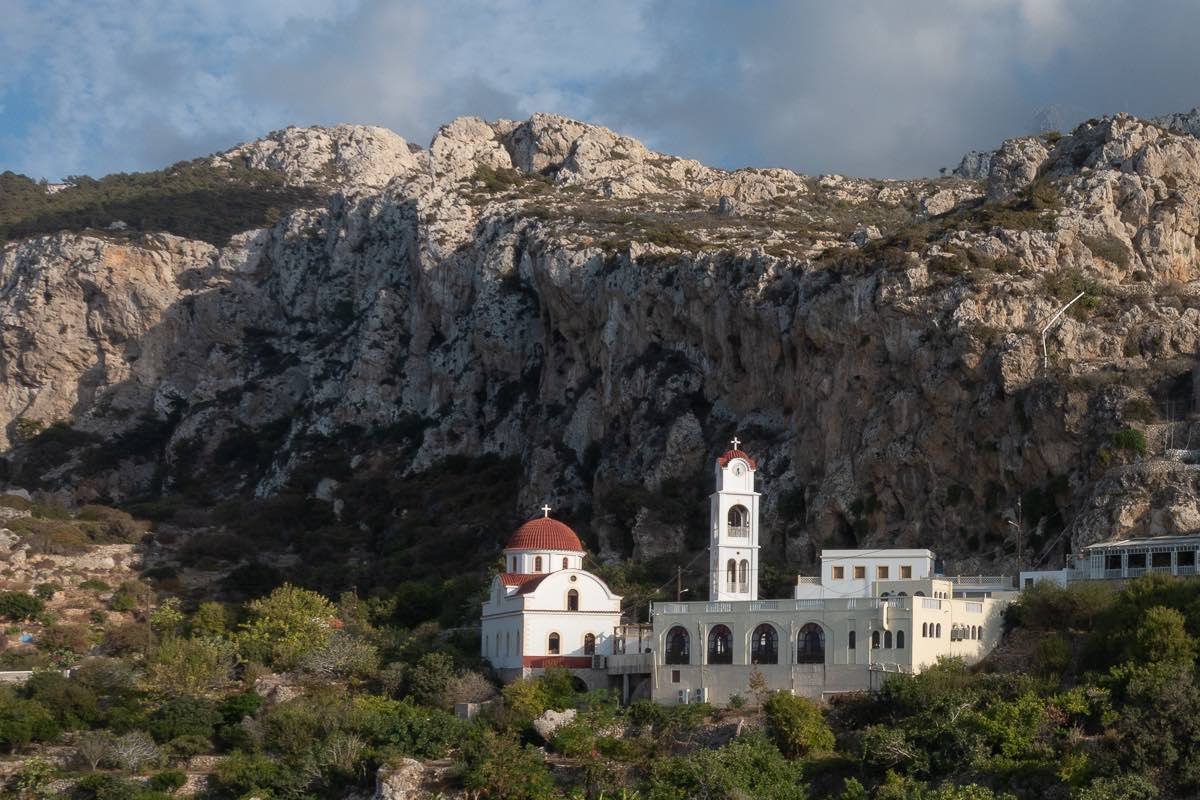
left=1, top=110, right=1198, bottom=579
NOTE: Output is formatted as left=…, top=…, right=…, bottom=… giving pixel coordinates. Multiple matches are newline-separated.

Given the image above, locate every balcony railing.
left=728, top=524, right=751, bottom=538
left=653, top=597, right=920, bottom=615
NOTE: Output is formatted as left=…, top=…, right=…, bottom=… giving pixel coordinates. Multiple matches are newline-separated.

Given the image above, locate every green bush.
left=762, top=690, right=835, bottom=757
left=33, top=582, right=60, bottom=600
left=0, top=592, right=44, bottom=621
left=647, top=732, right=807, bottom=800
left=0, top=688, right=59, bottom=752
left=23, top=671, right=101, bottom=728
left=146, top=769, right=187, bottom=793
left=1112, top=427, right=1148, bottom=456
left=147, top=696, right=221, bottom=744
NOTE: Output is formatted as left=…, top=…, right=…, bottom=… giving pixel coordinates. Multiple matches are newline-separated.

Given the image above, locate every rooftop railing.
left=653, top=597, right=918, bottom=615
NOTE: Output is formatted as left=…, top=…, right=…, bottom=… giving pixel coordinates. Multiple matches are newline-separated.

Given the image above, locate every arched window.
left=935, top=623, right=942, bottom=638
left=897, top=630, right=905, bottom=649
left=798, top=624, right=824, bottom=663
left=884, top=631, right=893, bottom=649
left=739, top=560, right=749, bottom=591
left=548, top=632, right=560, bottom=655
left=505, top=632, right=510, bottom=656
left=848, top=630, right=856, bottom=650
left=921, top=622, right=927, bottom=637
left=973, top=626, right=979, bottom=640
left=567, top=589, right=579, bottom=611
left=871, top=630, right=881, bottom=649
left=881, top=592, right=890, bottom=599
left=562, top=557, right=569, bottom=570
left=535, top=556, right=543, bottom=572
left=915, top=591, right=925, bottom=597
left=726, top=560, right=737, bottom=591
left=708, top=625, right=733, bottom=664
left=898, top=592, right=907, bottom=597
left=584, top=633, right=596, bottom=655
left=665, top=626, right=690, bottom=665
left=751, top=624, right=778, bottom=664
left=511, top=557, right=517, bottom=572
left=727, top=505, right=749, bottom=531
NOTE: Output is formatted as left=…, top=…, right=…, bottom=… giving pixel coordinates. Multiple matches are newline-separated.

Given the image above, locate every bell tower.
left=709, top=438, right=760, bottom=601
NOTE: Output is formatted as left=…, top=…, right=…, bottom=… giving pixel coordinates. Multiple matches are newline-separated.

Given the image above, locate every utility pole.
left=676, top=566, right=683, bottom=602
left=1007, top=497, right=1024, bottom=574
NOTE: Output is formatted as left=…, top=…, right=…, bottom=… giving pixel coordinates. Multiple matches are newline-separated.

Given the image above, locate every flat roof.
left=1084, top=533, right=1200, bottom=550
left=821, top=549, right=934, bottom=559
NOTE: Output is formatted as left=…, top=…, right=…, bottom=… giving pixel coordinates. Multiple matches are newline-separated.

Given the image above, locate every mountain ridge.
left=0, top=109, right=1198, bottom=584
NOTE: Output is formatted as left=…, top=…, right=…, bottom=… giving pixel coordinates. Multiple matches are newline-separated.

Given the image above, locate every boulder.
left=532, top=708, right=577, bottom=742
left=374, top=758, right=425, bottom=800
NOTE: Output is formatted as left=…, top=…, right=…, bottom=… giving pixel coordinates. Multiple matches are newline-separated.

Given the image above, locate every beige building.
left=644, top=443, right=1016, bottom=705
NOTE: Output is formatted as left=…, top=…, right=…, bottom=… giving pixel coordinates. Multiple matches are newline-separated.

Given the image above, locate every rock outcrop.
left=1, top=111, right=1199, bottom=573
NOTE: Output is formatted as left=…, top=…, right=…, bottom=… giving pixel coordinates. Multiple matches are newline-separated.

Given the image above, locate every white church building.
left=481, top=507, right=623, bottom=688
left=483, top=441, right=1018, bottom=704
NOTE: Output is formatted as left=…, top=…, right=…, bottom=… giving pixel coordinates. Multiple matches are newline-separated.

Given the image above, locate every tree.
left=107, top=730, right=159, bottom=773
left=0, top=690, right=58, bottom=752
left=762, top=691, right=835, bottom=757
left=75, top=730, right=113, bottom=771
left=299, top=632, right=379, bottom=680
left=238, top=584, right=336, bottom=668
left=149, top=597, right=184, bottom=639
left=408, top=652, right=457, bottom=708
left=1137, top=606, right=1196, bottom=666
left=147, top=696, right=221, bottom=743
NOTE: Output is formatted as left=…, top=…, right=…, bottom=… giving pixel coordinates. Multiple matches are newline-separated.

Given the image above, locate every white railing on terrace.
left=950, top=575, right=1015, bottom=587
left=728, top=525, right=751, bottom=538
left=796, top=576, right=821, bottom=584
left=921, top=598, right=942, bottom=610
left=653, top=597, right=916, bottom=615
left=964, top=602, right=983, bottom=613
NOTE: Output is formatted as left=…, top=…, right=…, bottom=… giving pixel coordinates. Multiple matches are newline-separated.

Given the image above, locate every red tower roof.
left=717, top=449, right=757, bottom=470
left=504, top=516, right=584, bottom=552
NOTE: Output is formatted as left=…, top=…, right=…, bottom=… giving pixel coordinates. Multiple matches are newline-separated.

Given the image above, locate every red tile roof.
left=717, top=449, right=757, bottom=470
left=496, top=573, right=551, bottom=594
left=504, top=517, right=584, bottom=552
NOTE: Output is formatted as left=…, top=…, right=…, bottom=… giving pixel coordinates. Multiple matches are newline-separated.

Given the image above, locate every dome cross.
left=541, top=504, right=552, bottom=517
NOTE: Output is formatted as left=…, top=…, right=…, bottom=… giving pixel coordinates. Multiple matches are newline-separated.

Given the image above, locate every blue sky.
left=2, top=0, right=1199, bottom=181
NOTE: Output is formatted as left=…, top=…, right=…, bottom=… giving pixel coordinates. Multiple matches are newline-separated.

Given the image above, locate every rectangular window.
left=876, top=566, right=889, bottom=580
left=1152, top=551, right=1171, bottom=568
left=900, top=565, right=912, bottom=579
left=832, top=566, right=845, bottom=580
left=671, top=670, right=681, bottom=683
left=1128, top=552, right=1146, bottom=568
left=1180, top=551, right=1196, bottom=567
left=853, top=566, right=866, bottom=579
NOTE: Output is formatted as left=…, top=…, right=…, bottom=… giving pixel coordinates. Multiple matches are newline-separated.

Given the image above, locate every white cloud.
left=2, top=0, right=1199, bottom=179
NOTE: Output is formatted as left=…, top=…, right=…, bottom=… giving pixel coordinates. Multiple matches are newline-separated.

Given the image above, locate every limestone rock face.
left=986, top=137, right=1050, bottom=201
left=215, top=124, right=420, bottom=189
left=2, top=111, right=1200, bottom=573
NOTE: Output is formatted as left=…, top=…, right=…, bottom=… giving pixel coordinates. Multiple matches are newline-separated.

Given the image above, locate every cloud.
left=2, top=0, right=1200, bottom=179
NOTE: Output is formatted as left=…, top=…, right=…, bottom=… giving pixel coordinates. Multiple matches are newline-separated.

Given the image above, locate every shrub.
left=107, top=730, right=159, bottom=773
left=79, top=579, right=111, bottom=592
left=38, top=623, right=93, bottom=657
left=648, top=732, right=807, bottom=800
left=188, top=602, right=228, bottom=638
left=71, top=772, right=138, bottom=800
left=237, top=583, right=336, bottom=669
left=147, top=696, right=222, bottom=743
left=144, top=637, right=235, bottom=696
left=0, top=689, right=59, bottom=752
left=407, top=651, right=457, bottom=708
left=762, top=691, right=835, bottom=757
left=24, top=671, right=101, bottom=728
left=110, top=581, right=149, bottom=613
left=146, top=769, right=187, bottom=793
left=458, top=727, right=557, bottom=800
left=0, top=592, right=43, bottom=621
left=1112, top=427, right=1148, bottom=456
left=212, top=751, right=290, bottom=798
left=33, top=582, right=59, bottom=600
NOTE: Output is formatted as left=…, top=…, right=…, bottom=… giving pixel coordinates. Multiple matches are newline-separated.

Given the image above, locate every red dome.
left=718, top=449, right=757, bottom=470
left=505, top=517, right=584, bottom=552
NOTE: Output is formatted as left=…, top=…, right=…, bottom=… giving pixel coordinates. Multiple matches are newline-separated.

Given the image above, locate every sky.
left=2, top=0, right=1199, bottom=181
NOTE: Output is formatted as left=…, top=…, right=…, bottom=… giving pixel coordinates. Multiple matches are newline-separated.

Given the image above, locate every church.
left=481, top=441, right=1017, bottom=704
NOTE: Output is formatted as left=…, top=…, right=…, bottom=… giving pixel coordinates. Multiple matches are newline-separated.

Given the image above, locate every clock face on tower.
left=732, top=463, right=744, bottom=477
